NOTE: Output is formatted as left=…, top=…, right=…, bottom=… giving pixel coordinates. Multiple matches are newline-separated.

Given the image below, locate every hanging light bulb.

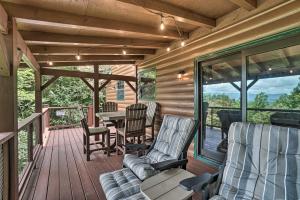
left=122, top=49, right=127, bottom=55
left=48, top=61, right=53, bottom=66
left=290, top=69, right=294, bottom=74
left=160, top=16, right=165, bottom=31
left=181, top=40, right=185, bottom=47
left=166, top=47, right=170, bottom=52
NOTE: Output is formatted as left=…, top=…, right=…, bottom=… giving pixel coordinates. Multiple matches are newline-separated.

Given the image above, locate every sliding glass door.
left=196, top=33, right=300, bottom=163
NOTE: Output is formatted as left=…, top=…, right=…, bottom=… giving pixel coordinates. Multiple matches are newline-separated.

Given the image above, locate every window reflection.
left=201, top=54, right=242, bottom=161
left=247, top=45, right=300, bottom=128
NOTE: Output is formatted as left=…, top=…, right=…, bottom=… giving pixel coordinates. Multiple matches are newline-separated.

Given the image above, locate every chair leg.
left=123, top=136, right=127, bottom=155
left=116, top=132, right=119, bottom=155
left=83, top=133, right=86, bottom=154
left=106, top=132, right=110, bottom=157
left=86, top=135, right=90, bottom=161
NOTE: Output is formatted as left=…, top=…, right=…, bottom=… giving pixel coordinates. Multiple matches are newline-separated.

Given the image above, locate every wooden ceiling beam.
left=30, top=46, right=156, bottom=55
left=117, top=0, right=215, bottom=28
left=230, top=0, right=256, bottom=11
left=35, top=55, right=144, bottom=63
left=36, top=61, right=135, bottom=68
left=0, top=3, right=8, bottom=33
left=41, top=68, right=136, bottom=81
left=15, top=27, right=40, bottom=71
left=3, top=2, right=184, bottom=40
left=20, top=31, right=169, bottom=49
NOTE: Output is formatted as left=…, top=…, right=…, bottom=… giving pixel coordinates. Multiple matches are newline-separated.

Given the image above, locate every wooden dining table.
left=96, top=111, right=125, bottom=122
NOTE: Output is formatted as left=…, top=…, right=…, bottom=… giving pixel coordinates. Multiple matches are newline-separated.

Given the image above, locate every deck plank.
left=47, top=130, right=60, bottom=200
left=63, top=128, right=86, bottom=200
left=32, top=128, right=55, bottom=200
left=58, top=129, right=72, bottom=200
left=23, top=128, right=217, bottom=200
left=65, top=128, right=99, bottom=200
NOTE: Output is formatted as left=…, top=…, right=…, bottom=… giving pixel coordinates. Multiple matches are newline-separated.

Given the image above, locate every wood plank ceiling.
left=0, top=0, right=242, bottom=68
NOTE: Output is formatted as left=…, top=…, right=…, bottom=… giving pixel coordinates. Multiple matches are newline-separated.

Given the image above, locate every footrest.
left=99, top=168, right=145, bottom=200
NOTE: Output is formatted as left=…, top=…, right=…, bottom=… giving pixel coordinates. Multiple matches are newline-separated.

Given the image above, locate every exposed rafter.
left=230, top=0, right=256, bottom=11
left=30, top=46, right=156, bottom=55
left=117, top=0, right=215, bottom=28
left=35, top=61, right=136, bottom=68
left=35, top=55, right=144, bottom=63
left=3, top=2, right=185, bottom=40
left=20, top=31, right=169, bottom=49
left=41, top=68, right=136, bottom=82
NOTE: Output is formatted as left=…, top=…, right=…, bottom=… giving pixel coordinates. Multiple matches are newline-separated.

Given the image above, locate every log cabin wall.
left=138, top=0, right=300, bottom=156
left=106, top=65, right=136, bottom=111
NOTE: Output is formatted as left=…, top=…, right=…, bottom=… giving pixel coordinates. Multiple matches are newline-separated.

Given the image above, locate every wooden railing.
left=206, top=106, right=300, bottom=128
left=17, top=112, right=46, bottom=198
left=43, top=106, right=92, bottom=130
left=0, top=132, right=14, bottom=200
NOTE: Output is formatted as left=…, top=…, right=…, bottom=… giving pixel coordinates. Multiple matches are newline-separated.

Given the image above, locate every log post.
left=35, top=71, right=42, bottom=145
left=93, top=65, right=99, bottom=140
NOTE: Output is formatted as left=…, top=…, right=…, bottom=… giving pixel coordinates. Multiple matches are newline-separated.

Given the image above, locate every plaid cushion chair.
left=123, top=114, right=195, bottom=180
left=180, top=122, right=300, bottom=200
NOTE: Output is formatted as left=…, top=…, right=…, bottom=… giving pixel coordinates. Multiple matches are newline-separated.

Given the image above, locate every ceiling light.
left=181, top=41, right=185, bottom=47
left=160, top=17, right=165, bottom=31
left=166, top=47, right=170, bottom=52
left=268, top=67, right=272, bottom=71
left=290, top=69, right=294, bottom=74
left=75, top=54, right=81, bottom=60
left=122, top=49, right=127, bottom=55
left=48, top=61, right=53, bottom=66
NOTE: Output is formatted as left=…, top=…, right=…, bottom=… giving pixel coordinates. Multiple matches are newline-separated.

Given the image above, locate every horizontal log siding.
left=106, top=65, right=136, bottom=111
left=153, top=60, right=195, bottom=155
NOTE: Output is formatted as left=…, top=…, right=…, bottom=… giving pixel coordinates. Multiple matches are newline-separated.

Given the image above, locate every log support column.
left=93, top=65, right=99, bottom=140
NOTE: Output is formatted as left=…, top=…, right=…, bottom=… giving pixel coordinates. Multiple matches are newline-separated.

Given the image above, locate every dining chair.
left=116, top=103, right=147, bottom=155
left=101, top=102, right=118, bottom=128
left=144, top=101, right=157, bottom=141
left=81, top=118, right=110, bottom=161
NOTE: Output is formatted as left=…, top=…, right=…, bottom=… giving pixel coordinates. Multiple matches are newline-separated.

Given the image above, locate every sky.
left=204, top=75, right=300, bottom=95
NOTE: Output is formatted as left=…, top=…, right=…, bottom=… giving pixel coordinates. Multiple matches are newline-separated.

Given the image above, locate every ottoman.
left=100, top=168, right=145, bottom=200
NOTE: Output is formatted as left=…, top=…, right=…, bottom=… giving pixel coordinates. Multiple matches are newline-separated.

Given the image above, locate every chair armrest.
left=124, top=144, right=149, bottom=151
left=150, top=159, right=188, bottom=171
left=179, top=173, right=212, bottom=191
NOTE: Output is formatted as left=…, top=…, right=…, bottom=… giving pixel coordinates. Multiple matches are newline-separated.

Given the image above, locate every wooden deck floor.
left=22, top=128, right=216, bottom=200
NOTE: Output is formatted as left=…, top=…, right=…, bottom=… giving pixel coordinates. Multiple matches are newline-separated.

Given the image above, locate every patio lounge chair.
left=180, top=122, right=300, bottom=200
left=100, top=114, right=197, bottom=200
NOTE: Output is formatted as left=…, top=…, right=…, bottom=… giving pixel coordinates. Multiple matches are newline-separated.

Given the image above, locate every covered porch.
left=0, top=0, right=299, bottom=200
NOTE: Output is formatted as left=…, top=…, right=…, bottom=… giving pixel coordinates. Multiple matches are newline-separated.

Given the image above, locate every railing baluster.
left=27, top=123, right=33, bottom=162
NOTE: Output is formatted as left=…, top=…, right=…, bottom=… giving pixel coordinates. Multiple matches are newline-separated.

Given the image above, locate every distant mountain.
left=204, top=92, right=285, bottom=103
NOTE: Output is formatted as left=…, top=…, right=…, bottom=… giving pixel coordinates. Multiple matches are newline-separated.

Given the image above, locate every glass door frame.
left=194, top=28, right=300, bottom=165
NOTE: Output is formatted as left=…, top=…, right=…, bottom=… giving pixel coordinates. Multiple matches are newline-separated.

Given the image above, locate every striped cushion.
left=100, top=168, right=142, bottom=200
left=123, top=115, right=194, bottom=180
left=152, top=115, right=194, bottom=159
left=218, top=122, right=300, bottom=200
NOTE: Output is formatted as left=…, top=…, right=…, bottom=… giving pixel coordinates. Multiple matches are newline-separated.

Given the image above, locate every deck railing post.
left=27, top=123, right=33, bottom=162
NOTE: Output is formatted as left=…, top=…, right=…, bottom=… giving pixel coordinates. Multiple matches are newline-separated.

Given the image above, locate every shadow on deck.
left=22, top=128, right=217, bottom=200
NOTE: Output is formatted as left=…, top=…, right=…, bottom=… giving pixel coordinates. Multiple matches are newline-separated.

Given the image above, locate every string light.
left=160, top=16, right=165, bottom=31
left=290, top=69, right=294, bottom=74
left=48, top=61, right=53, bottom=66
left=268, top=67, right=272, bottom=71
left=166, top=47, right=170, bottom=52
